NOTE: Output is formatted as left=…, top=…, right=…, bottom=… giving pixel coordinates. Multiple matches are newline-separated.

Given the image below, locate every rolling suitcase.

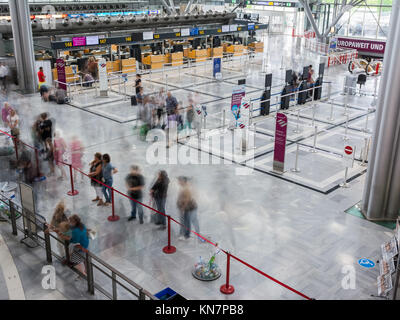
left=131, top=95, right=137, bottom=106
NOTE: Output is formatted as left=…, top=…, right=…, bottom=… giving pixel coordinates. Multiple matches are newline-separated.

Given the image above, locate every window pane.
left=335, top=11, right=349, bottom=36
left=378, top=9, right=391, bottom=39
left=348, top=7, right=365, bottom=36
left=363, top=7, right=379, bottom=38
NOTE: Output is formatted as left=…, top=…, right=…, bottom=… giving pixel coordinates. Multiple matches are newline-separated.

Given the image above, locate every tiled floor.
left=0, top=34, right=392, bottom=300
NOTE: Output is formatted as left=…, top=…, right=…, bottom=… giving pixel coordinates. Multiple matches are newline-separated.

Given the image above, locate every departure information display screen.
left=86, top=35, right=99, bottom=46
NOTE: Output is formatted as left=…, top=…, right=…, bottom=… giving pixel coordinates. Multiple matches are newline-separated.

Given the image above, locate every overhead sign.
left=86, top=35, right=99, bottom=46
left=337, top=37, right=386, bottom=55
left=143, top=31, right=154, bottom=40
left=56, top=58, right=66, bottom=90
left=72, top=37, right=86, bottom=47
left=358, top=258, right=375, bottom=268
left=273, top=113, right=288, bottom=173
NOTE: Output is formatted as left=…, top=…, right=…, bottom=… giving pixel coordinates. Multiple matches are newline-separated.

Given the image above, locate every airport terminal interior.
left=0, top=0, right=399, bottom=301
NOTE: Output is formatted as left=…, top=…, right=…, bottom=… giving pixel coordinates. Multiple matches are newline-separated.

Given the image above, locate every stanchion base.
left=340, top=182, right=350, bottom=188
left=327, top=117, right=335, bottom=121
left=67, top=190, right=79, bottom=196
left=309, top=149, right=317, bottom=153
left=107, top=215, right=120, bottom=222
left=220, top=285, right=235, bottom=295
left=163, top=245, right=176, bottom=254
left=291, top=168, right=301, bottom=173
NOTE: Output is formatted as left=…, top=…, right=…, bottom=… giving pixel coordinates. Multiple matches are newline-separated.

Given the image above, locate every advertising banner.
left=56, top=58, right=66, bottom=90
left=231, top=85, right=246, bottom=127
left=273, top=113, right=288, bottom=173
left=213, top=57, right=221, bottom=78
left=337, top=37, right=386, bottom=55
left=98, top=58, right=108, bottom=96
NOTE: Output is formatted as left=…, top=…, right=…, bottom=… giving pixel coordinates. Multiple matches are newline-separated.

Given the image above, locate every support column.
left=9, top=0, right=36, bottom=93
left=361, top=0, right=400, bottom=221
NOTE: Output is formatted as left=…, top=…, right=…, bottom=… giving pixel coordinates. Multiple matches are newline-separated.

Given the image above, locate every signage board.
left=213, top=57, right=221, bottom=78
left=343, top=145, right=355, bottom=168
left=181, top=28, right=190, bottom=37
left=231, top=85, right=246, bottom=128
left=56, top=58, right=66, bottom=90
left=358, top=258, right=375, bottom=268
left=143, top=31, right=154, bottom=40
left=86, top=35, right=99, bottom=46
left=72, top=37, right=86, bottom=47
left=98, top=58, right=108, bottom=96
left=222, top=25, right=230, bottom=33
left=337, top=37, right=386, bottom=55
left=272, top=113, right=288, bottom=173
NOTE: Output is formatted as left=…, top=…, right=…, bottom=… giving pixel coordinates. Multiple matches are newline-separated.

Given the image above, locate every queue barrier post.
left=162, top=215, right=176, bottom=254
left=67, top=164, right=79, bottom=196
left=220, top=252, right=235, bottom=294
left=13, top=137, right=18, bottom=160
left=107, top=188, right=120, bottom=222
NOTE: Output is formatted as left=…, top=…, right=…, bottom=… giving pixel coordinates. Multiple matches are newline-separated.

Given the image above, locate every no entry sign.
left=343, top=145, right=355, bottom=168
left=344, top=145, right=353, bottom=155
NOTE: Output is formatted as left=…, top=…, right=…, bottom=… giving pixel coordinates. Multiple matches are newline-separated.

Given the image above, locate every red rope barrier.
left=228, top=253, right=312, bottom=300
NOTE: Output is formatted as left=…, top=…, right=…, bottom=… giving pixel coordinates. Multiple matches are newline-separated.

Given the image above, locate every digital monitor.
left=285, top=69, right=292, bottom=84
left=190, top=28, right=199, bottom=36
left=72, top=37, right=86, bottom=47
left=248, top=23, right=255, bottom=30
left=302, top=66, right=310, bottom=80
left=86, top=35, right=99, bottom=46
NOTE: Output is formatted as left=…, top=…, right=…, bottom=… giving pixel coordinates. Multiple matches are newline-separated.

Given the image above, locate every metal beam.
left=298, top=0, right=323, bottom=39
left=160, top=0, right=173, bottom=14
left=184, top=0, right=194, bottom=14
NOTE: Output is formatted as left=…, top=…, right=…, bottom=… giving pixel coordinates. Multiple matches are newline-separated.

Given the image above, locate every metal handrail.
left=0, top=194, right=157, bottom=300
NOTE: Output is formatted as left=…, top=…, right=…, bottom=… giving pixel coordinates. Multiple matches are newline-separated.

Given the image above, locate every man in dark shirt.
left=165, top=91, right=178, bottom=116
left=125, top=165, right=145, bottom=224
left=39, top=112, right=52, bottom=151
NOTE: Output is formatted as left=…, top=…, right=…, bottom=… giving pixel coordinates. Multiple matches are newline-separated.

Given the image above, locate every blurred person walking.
left=53, top=130, right=67, bottom=180
left=88, top=152, right=104, bottom=206
left=1, top=102, right=11, bottom=127
left=37, top=66, right=46, bottom=89
left=150, top=170, right=169, bottom=229
left=125, top=165, right=145, bottom=224
left=69, top=135, right=85, bottom=182
left=177, top=176, right=202, bottom=241
left=39, top=112, right=52, bottom=152
left=46, top=200, right=69, bottom=258
left=101, top=154, right=118, bottom=206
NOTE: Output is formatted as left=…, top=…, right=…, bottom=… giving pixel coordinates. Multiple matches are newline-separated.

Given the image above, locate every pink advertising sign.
left=337, top=37, right=386, bottom=55
left=72, top=37, right=86, bottom=47
left=230, top=85, right=246, bottom=127
left=273, top=113, right=288, bottom=173
left=56, top=58, right=66, bottom=90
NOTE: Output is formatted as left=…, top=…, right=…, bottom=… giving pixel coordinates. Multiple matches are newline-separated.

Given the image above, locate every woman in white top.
left=7, top=108, right=19, bottom=130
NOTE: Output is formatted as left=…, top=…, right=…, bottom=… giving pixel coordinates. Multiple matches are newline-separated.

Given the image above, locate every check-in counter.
left=212, top=47, right=223, bottom=58
left=188, top=49, right=207, bottom=62
left=166, top=52, right=183, bottom=66
left=52, top=65, right=80, bottom=83
left=225, top=44, right=245, bottom=56
left=248, top=41, right=264, bottom=53
left=121, top=58, right=136, bottom=74
left=142, top=54, right=165, bottom=69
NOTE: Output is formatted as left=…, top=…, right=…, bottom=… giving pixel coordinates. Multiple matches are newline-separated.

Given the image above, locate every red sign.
left=273, top=113, right=288, bottom=173
left=344, top=146, right=353, bottom=155
left=337, top=37, right=386, bottom=55
left=56, top=58, right=66, bottom=90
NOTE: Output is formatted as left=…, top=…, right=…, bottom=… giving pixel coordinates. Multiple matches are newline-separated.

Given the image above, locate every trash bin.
left=154, top=287, right=186, bottom=301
